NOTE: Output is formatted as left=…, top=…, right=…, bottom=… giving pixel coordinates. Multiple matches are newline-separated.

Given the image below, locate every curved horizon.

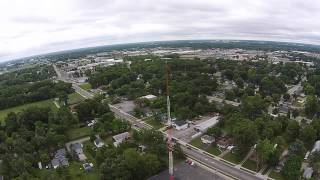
left=1, top=0, right=320, bottom=62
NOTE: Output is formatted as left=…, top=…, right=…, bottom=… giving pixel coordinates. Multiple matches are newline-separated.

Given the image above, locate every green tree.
left=305, top=95, right=319, bottom=118
left=282, top=154, right=302, bottom=180
left=256, top=139, right=274, bottom=169
left=300, top=125, right=316, bottom=149
left=242, top=95, right=267, bottom=119
left=232, top=119, right=258, bottom=154
left=206, top=126, right=222, bottom=138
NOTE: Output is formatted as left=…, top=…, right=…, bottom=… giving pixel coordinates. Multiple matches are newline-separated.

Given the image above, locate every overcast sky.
left=1, top=0, right=320, bottom=61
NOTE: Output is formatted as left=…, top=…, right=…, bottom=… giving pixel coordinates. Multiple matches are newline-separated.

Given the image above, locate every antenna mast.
left=166, top=61, right=174, bottom=180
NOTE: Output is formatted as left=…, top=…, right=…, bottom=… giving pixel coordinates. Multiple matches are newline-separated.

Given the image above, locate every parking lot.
left=113, top=100, right=136, bottom=114
left=171, top=116, right=215, bottom=143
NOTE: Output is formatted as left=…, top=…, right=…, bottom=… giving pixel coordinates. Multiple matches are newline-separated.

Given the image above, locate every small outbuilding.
left=139, top=94, right=157, bottom=101
left=303, top=167, right=313, bottom=179
left=201, top=135, right=215, bottom=144
left=71, top=143, right=87, bottom=161
left=94, top=138, right=105, bottom=148
left=173, top=120, right=188, bottom=131
left=113, top=132, right=130, bottom=147
left=312, top=140, right=320, bottom=153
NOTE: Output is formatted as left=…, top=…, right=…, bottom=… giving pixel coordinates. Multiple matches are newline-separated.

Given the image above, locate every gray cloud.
left=1, top=0, right=320, bottom=61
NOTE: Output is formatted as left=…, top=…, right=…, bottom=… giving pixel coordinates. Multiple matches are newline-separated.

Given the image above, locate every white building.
left=195, top=116, right=219, bottom=133
left=139, top=94, right=157, bottom=101
left=94, top=138, right=105, bottom=148
left=201, top=135, right=215, bottom=144
left=173, top=121, right=188, bottom=131
left=312, top=140, right=320, bottom=153
left=113, top=132, right=130, bottom=147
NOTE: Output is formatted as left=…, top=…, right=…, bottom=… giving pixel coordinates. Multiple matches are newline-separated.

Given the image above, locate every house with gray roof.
left=71, top=143, right=87, bottom=161
left=113, top=132, right=130, bottom=147
left=51, top=148, right=69, bottom=169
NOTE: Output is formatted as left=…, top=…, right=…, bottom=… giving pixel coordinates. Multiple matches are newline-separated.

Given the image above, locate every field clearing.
left=144, top=117, right=164, bottom=129
left=190, top=137, right=221, bottom=156
left=242, top=159, right=259, bottom=172
left=0, top=99, right=56, bottom=123
left=68, top=92, right=85, bottom=105
left=67, top=126, right=92, bottom=140
left=222, top=151, right=246, bottom=164
left=79, top=83, right=92, bottom=90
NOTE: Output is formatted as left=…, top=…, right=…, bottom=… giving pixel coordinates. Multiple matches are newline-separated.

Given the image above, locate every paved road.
left=109, top=105, right=153, bottom=130
left=72, top=83, right=94, bottom=99
left=182, top=146, right=262, bottom=180
left=54, top=64, right=94, bottom=99
left=149, top=161, right=225, bottom=180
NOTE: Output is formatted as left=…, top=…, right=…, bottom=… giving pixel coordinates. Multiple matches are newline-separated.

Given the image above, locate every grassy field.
left=222, top=151, right=246, bottom=164
left=68, top=92, right=85, bottom=105
left=79, top=83, right=92, bottom=90
left=144, top=117, right=164, bottom=129
left=242, top=159, right=259, bottom=172
left=190, top=137, right=221, bottom=156
left=206, top=146, right=221, bottom=156
left=0, top=99, right=56, bottom=123
left=68, top=162, right=100, bottom=180
left=269, top=170, right=285, bottom=180
left=190, top=137, right=202, bottom=147
left=67, top=127, right=92, bottom=140
left=36, top=161, right=99, bottom=180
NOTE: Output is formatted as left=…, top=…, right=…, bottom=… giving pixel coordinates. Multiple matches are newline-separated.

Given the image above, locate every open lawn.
left=190, top=137, right=202, bottom=147
left=242, top=159, right=259, bottom=172
left=68, top=162, right=100, bottom=180
left=206, top=146, right=221, bottom=156
left=68, top=92, right=85, bottom=105
left=222, top=151, right=246, bottom=164
left=36, top=161, right=99, bottom=180
left=67, top=127, right=92, bottom=140
left=190, top=137, right=221, bottom=156
left=80, top=83, right=92, bottom=90
left=269, top=170, right=285, bottom=180
left=144, top=117, right=164, bottom=129
left=0, top=99, right=56, bottom=123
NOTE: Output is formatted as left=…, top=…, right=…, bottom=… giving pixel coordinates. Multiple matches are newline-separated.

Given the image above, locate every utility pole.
left=166, top=61, right=174, bottom=180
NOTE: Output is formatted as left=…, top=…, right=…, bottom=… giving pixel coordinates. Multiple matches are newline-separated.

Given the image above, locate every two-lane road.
left=182, top=147, right=262, bottom=180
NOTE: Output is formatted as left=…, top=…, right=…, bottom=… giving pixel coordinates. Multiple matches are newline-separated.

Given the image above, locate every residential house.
left=51, top=148, right=69, bottom=169
left=71, top=143, right=87, bottom=161
left=113, top=132, right=130, bottom=147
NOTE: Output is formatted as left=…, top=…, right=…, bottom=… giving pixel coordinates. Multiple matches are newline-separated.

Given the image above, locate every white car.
left=227, top=145, right=235, bottom=151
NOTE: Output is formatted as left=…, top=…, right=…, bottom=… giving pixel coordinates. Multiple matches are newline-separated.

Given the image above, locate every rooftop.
left=113, top=132, right=130, bottom=142
left=195, top=116, right=219, bottom=132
